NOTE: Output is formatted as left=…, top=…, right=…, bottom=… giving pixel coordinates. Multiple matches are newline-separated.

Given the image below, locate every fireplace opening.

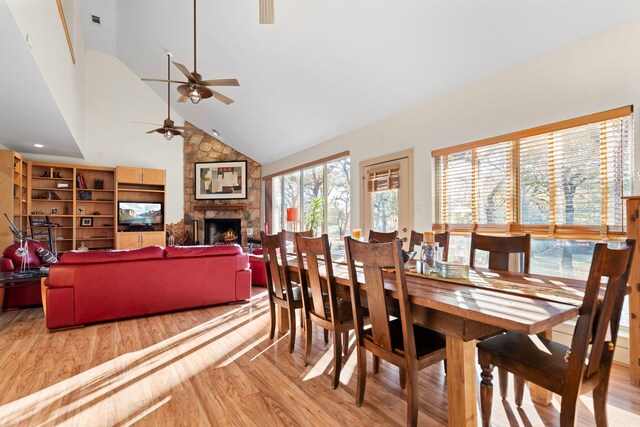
left=204, top=218, right=241, bottom=245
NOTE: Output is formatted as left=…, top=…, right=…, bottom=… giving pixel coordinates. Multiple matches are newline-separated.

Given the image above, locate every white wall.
left=6, top=0, right=86, bottom=151
left=263, top=16, right=640, bottom=232
left=27, top=49, right=185, bottom=222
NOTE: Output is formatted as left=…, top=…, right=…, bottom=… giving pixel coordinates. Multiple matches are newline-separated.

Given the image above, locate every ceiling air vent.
left=91, top=15, right=101, bottom=25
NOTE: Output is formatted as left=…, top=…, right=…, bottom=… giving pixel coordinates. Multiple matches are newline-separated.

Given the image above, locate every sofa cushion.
left=60, top=246, right=165, bottom=265
left=36, top=247, right=59, bottom=264
left=164, top=244, right=242, bottom=259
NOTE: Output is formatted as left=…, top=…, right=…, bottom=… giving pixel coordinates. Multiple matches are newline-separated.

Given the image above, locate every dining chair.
left=282, top=229, right=314, bottom=326
left=344, top=237, right=447, bottom=426
left=282, top=229, right=313, bottom=252
left=408, top=230, right=450, bottom=261
left=296, top=233, right=358, bottom=389
left=367, top=229, right=398, bottom=243
left=477, top=239, right=635, bottom=427
left=469, top=232, right=531, bottom=399
left=470, top=232, right=531, bottom=273
left=261, top=231, right=304, bottom=353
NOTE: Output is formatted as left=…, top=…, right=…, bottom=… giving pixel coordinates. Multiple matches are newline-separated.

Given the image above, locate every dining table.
left=280, top=255, right=592, bottom=427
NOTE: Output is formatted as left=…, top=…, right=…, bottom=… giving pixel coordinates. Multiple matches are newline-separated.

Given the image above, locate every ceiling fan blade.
left=210, top=89, right=234, bottom=105
left=172, top=126, right=186, bottom=129
left=146, top=128, right=161, bottom=134
left=200, top=79, right=239, bottom=87
left=172, top=62, right=196, bottom=82
left=259, top=0, right=275, bottom=24
left=133, top=121, right=162, bottom=126
left=177, top=94, right=188, bottom=103
left=141, top=78, right=188, bottom=84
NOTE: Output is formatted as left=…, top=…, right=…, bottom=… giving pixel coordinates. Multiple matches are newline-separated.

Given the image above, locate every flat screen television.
left=118, top=201, right=163, bottom=226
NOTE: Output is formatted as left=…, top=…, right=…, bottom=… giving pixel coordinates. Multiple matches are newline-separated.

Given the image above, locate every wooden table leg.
left=277, top=306, right=289, bottom=333
left=529, top=329, right=553, bottom=405
left=446, top=336, right=478, bottom=427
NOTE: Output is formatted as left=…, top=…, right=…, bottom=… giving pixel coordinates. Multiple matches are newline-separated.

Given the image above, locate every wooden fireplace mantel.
left=194, top=203, right=247, bottom=212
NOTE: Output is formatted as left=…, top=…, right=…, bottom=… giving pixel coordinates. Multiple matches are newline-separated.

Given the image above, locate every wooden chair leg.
left=406, top=364, right=419, bottom=427
left=592, top=379, right=610, bottom=427
left=480, top=363, right=494, bottom=427
left=324, top=328, right=329, bottom=344
left=332, top=328, right=343, bottom=389
left=268, top=302, right=276, bottom=340
left=342, top=330, right=349, bottom=355
left=299, top=307, right=304, bottom=330
left=304, top=316, right=313, bottom=366
left=514, top=375, right=525, bottom=407
left=559, top=395, right=579, bottom=427
left=355, top=346, right=367, bottom=407
left=399, top=367, right=407, bottom=389
left=288, top=306, right=297, bottom=353
left=498, top=368, right=509, bottom=399
left=373, top=355, right=380, bottom=374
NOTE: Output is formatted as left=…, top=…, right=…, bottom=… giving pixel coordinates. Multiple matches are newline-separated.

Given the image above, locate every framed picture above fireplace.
left=195, top=161, right=248, bottom=200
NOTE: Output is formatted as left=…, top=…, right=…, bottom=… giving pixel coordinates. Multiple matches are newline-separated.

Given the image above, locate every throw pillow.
left=36, top=247, right=59, bottom=264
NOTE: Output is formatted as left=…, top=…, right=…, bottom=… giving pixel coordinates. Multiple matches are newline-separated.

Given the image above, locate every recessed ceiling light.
left=32, top=143, right=44, bottom=148
left=91, top=15, right=101, bottom=25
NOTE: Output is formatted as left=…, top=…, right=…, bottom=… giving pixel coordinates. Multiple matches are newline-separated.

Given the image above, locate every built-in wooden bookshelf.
left=28, top=162, right=116, bottom=253
left=115, top=167, right=166, bottom=249
left=1, top=151, right=166, bottom=253
left=0, top=150, right=28, bottom=250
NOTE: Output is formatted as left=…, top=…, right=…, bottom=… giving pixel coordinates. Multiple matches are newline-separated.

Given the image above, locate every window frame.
left=264, top=151, right=350, bottom=234
left=432, top=106, right=633, bottom=240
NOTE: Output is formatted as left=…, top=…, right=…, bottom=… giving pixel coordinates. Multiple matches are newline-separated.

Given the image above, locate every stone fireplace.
left=204, top=218, right=241, bottom=245
left=182, top=122, right=262, bottom=247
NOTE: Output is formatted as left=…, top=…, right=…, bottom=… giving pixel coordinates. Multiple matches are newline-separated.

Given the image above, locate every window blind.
left=432, top=106, right=633, bottom=239
left=367, top=168, right=400, bottom=192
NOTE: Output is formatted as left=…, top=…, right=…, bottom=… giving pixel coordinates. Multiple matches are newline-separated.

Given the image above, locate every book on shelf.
left=76, top=172, right=87, bottom=189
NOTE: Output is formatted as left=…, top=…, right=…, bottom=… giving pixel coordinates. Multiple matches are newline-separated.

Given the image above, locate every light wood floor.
left=0, top=287, right=639, bottom=426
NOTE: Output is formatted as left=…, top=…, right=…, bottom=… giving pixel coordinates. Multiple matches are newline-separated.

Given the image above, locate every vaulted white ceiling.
left=0, top=0, right=81, bottom=157
left=10, top=1, right=640, bottom=163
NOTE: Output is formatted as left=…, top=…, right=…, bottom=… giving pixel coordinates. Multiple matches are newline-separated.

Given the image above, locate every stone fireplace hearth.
left=204, top=218, right=241, bottom=245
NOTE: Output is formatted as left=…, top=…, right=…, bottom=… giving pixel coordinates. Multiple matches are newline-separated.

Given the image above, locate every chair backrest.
left=282, top=229, right=313, bottom=252
left=567, top=240, right=634, bottom=386
left=295, top=234, right=337, bottom=322
left=261, top=231, right=295, bottom=301
left=408, top=230, right=450, bottom=261
left=345, top=237, right=417, bottom=362
left=469, top=232, right=531, bottom=273
left=368, top=230, right=398, bottom=243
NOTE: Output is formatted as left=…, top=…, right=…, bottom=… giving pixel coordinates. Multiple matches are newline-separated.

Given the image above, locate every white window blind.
left=367, top=168, right=400, bottom=192
left=432, top=106, right=632, bottom=239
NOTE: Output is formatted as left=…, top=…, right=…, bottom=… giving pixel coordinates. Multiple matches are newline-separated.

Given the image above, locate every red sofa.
left=44, top=245, right=251, bottom=329
left=1, top=241, right=50, bottom=309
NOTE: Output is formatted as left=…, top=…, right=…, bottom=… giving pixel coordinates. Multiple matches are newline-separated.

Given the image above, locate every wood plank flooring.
left=0, top=287, right=639, bottom=426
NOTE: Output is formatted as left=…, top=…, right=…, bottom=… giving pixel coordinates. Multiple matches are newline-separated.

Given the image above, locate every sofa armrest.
left=1, top=257, right=14, bottom=272
left=236, top=253, right=249, bottom=271
left=47, top=266, right=75, bottom=288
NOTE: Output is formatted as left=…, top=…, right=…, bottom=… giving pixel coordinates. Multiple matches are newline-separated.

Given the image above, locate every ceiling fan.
left=142, top=0, right=239, bottom=105
left=144, top=53, right=185, bottom=140
left=260, top=0, right=275, bottom=24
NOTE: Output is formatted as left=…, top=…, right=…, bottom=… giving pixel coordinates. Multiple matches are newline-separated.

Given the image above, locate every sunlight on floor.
left=0, top=297, right=270, bottom=426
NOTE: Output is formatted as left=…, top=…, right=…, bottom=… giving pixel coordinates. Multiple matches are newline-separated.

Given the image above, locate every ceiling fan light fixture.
left=164, top=129, right=174, bottom=140
left=189, top=87, right=202, bottom=104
